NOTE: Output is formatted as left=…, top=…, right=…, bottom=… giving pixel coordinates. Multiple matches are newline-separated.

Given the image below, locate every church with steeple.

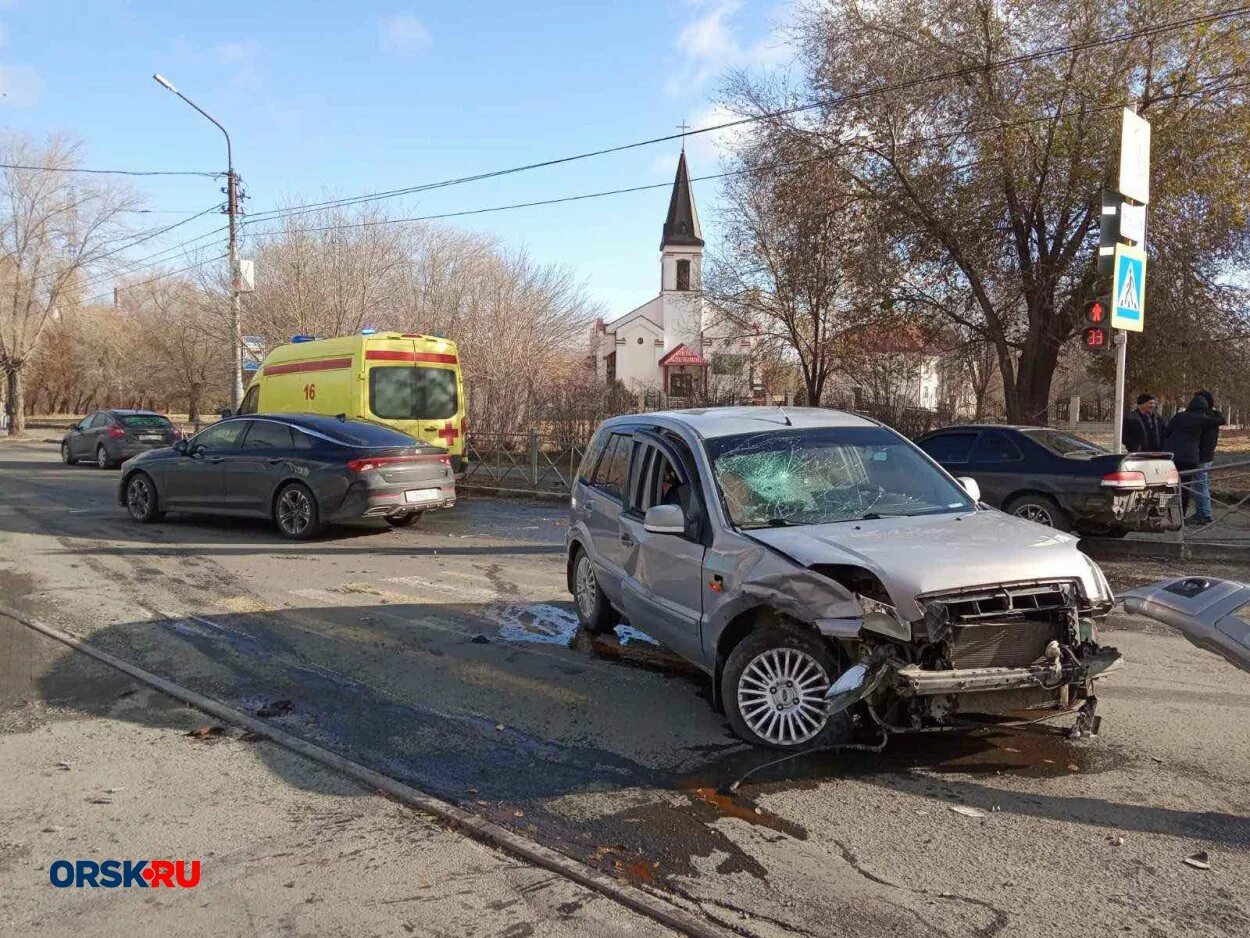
left=590, top=150, right=756, bottom=401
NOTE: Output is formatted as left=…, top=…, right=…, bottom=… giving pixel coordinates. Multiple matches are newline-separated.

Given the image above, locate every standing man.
left=1163, top=393, right=1225, bottom=525
left=1123, top=393, right=1163, bottom=453
left=1192, top=390, right=1226, bottom=526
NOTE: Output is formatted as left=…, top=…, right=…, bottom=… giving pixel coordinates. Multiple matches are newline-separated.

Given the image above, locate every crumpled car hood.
left=745, top=509, right=1101, bottom=620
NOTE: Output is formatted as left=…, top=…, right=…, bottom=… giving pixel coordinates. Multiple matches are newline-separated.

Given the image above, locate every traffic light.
left=1082, top=296, right=1111, bottom=353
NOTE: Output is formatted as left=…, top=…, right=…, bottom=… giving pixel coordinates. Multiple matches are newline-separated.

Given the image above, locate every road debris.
left=256, top=699, right=294, bottom=718
left=948, top=805, right=987, bottom=819
left=1109, top=835, right=1124, bottom=847
left=86, top=797, right=113, bottom=805
left=1182, top=851, right=1211, bottom=870
left=54, top=761, right=71, bottom=771
left=186, top=725, right=226, bottom=739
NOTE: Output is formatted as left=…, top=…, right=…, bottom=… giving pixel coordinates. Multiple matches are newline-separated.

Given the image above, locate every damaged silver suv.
left=566, top=407, right=1122, bottom=749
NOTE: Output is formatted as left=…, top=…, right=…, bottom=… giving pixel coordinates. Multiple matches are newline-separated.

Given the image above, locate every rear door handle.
left=208, top=456, right=224, bottom=464
left=267, top=457, right=285, bottom=465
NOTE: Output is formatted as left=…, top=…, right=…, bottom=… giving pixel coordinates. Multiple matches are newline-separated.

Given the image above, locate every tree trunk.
left=6, top=367, right=26, bottom=436
left=188, top=383, right=202, bottom=425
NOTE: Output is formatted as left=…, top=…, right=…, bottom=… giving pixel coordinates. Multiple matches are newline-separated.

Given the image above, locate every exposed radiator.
left=948, top=619, right=1059, bottom=669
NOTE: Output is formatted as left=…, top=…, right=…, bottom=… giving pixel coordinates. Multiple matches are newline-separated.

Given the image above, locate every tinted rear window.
left=919, top=432, right=977, bottom=463
left=369, top=366, right=458, bottom=420
left=119, top=414, right=172, bottom=428
left=242, top=421, right=295, bottom=450
left=1022, top=429, right=1106, bottom=457
left=318, top=419, right=421, bottom=448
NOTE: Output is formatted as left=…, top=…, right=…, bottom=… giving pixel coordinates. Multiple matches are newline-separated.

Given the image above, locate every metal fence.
left=462, top=431, right=587, bottom=496
left=1175, top=459, right=1250, bottom=552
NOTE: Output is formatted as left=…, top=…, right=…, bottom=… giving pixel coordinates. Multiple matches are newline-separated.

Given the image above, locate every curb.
left=1081, top=536, right=1250, bottom=563
left=459, top=484, right=569, bottom=504
left=0, top=605, right=731, bottom=938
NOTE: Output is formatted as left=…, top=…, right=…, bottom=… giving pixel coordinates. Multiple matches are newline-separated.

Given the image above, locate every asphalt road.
left=2, top=440, right=1249, bottom=937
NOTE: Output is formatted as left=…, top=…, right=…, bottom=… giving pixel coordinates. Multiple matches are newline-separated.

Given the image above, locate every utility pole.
left=152, top=74, right=244, bottom=409
left=226, top=165, right=243, bottom=408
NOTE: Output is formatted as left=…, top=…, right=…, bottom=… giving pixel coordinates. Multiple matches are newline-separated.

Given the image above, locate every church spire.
left=660, top=150, right=704, bottom=250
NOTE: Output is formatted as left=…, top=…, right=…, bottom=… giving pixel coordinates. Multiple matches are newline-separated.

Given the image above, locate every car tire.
left=96, top=445, right=114, bottom=470
left=571, top=547, right=619, bottom=635
left=124, top=472, right=164, bottom=523
left=722, top=624, right=852, bottom=750
left=274, top=482, right=321, bottom=540
left=1006, top=493, right=1071, bottom=532
left=385, top=512, right=423, bottom=528
left=61, top=442, right=77, bottom=465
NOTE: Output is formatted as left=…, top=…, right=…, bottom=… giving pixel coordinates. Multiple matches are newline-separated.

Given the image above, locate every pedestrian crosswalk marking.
left=1116, top=262, right=1140, bottom=311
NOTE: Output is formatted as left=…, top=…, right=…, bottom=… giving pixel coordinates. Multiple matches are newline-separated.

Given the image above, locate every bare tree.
left=724, top=0, right=1250, bottom=423
left=707, top=130, right=895, bottom=405
left=0, top=134, right=140, bottom=434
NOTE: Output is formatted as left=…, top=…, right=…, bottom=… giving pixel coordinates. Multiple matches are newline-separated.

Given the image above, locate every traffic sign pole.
left=1109, top=106, right=1150, bottom=453
left=1112, top=331, right=1128, bottom=453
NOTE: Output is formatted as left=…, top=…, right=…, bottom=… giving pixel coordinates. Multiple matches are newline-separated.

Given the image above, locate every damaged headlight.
left=857, top=594, right=911, bottom=641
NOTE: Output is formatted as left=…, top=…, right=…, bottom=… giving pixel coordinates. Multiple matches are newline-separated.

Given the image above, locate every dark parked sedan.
left=117, top=414, right=456, bottom=539
left=916, top=425, right=1181, bottom=535
left=62, top=410, right=181, bottom=469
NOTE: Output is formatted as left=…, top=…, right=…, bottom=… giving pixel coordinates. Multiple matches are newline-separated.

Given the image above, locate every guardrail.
left=1175, top=458, right=1250, bottom=553
left=462, top=431, right=586, bottom=497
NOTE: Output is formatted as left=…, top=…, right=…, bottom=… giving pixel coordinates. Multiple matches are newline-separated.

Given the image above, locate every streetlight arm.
left=151, top=74, right=232, bottom=172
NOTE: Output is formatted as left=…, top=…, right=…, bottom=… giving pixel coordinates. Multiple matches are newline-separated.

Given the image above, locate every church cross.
left=677, top=120, right=690, bottom=151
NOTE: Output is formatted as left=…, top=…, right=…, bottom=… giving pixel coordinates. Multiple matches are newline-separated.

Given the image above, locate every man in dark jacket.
left=1164, top=393, right=1226, bottom=524
left=1123, top=393, right=1163, bottom=452
left=1192, top=390, right=1226, bottom=525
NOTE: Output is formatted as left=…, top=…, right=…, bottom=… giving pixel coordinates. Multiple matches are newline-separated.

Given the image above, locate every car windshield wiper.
left=742, top=517, right=798, bottom=529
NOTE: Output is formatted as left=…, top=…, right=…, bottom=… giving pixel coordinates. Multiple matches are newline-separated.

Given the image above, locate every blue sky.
left=0, top=0, right=793, bottom=315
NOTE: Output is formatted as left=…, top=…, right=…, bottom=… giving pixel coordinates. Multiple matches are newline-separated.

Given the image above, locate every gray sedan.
left=118, top=414, right=456, bottom=539
left=62, top=410, right=182, bottom=469
left=567, top=407, right=1121, bottom=750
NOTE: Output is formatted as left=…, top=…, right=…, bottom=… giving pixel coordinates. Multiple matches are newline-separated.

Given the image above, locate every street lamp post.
left=152, top=73, right=244, bottom=409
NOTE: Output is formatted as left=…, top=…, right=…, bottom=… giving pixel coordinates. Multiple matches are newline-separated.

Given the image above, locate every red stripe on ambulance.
left=365, top=350, right=458, bottom=364
left=262, top=357, right=353, bottom=377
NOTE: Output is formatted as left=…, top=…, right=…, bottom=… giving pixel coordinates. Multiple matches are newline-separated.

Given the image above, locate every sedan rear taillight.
left=171, top=427, right=183, bottom=439
left=107, top=426, right=125, bottom=439
left=1163, top=466, right=1180, bottom=486
left=1102, top=470, right=1147, bottom=490
left=348, top=454, right=451, bottom=474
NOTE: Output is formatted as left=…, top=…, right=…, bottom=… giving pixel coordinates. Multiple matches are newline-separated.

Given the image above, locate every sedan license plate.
left=140, top=435, right=163, bottom=442
left=404, top=488, right=441, bottom=505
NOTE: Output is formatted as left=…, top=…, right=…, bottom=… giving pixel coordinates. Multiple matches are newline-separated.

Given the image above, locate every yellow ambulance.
left=240, top=331, right=467, bottom=472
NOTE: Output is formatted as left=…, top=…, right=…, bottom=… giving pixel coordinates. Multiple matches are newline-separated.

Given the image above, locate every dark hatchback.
left=62, top=410, right=182, bottom=469
left=117, top=414, right=456, bottom=539
left=916, top=425, right=1180, bottom=535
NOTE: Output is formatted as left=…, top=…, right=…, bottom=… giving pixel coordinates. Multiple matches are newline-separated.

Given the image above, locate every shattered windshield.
left=706, top=426, right=974, bottom=529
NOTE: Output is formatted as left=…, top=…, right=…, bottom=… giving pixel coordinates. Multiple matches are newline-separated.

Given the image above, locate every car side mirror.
left=957, top=476, right=981, bottom=502
left=643, top=504, right=686, bottom=535
left=173, top=439, right=189, bottom=455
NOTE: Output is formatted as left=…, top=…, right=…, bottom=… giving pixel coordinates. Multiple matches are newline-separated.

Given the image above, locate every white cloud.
left=380, top=12, right=432, bottom=58
left=666, top=0, right=793, bottom=97
left=0, top=64, right=44, bottom=107
left=213, top=39, right=263, bottom=90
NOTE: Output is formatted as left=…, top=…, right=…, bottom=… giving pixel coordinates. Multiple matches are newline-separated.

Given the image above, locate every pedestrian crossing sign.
left=1111, top=243, right=1146, bottom=332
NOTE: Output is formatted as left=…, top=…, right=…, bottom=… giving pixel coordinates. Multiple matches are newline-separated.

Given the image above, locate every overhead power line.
left=240, top=6, right=1250, bottom=227
left=0, top=162, right=221, bottom=178
left=241, top=80, right=1249, bottom=241
left=85, top=252, right=230, bottom=305
left=34, top=205, right=223, bottom=286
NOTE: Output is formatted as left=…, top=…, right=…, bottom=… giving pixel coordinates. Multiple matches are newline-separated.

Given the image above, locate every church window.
left=637, top=337, right=644, bottom=344
left=676, top=259, right=691, bottom=291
